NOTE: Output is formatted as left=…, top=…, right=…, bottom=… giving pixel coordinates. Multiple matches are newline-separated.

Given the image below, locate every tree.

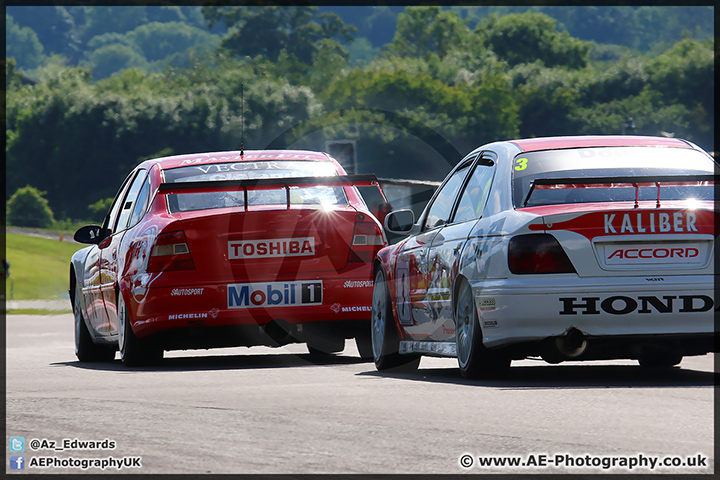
left=85, top=43, right=147, bottom=80
left=126, top=22, right=220, bottom=62
left=478, top=12, right=591, bottom=69
left=7, top=186, right=55, bottom=228
left=6, top=6, right=78, bottom=58
left=5, top=14, right=45, bottom=70
left=386, top=7, right=471, bottom=60
left=202, top=6, right=355, bottom=64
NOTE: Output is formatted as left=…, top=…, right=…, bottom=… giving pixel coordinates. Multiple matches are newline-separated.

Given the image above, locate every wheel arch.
left=372, top=259, right=404, bottom=338
left=451, top=274, right=472, bottom=327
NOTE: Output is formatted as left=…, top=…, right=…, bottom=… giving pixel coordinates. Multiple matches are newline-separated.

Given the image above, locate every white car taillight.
left=508, top=234, right=576, bottom=274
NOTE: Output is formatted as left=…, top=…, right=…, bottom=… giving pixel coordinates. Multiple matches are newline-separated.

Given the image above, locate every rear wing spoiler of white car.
left=158, top=174, right=387, bottom=210
left=523, top=174, right=717, bottom=208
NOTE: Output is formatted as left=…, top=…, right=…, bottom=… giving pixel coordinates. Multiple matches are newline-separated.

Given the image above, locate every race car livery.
left=70, top=150, right=387, bottom=366
left=371, top=136, right=717, bottom=378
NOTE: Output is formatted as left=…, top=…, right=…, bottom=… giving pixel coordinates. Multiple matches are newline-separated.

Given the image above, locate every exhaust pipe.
left=263, top=320, right=296, bottom=346
left=556, top=327, right=587, bottom=357
left=540, top=328, right=588, bottom=363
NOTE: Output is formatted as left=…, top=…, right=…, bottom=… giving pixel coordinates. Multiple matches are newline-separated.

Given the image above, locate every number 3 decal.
left=514, top=158, right=528, bottom=171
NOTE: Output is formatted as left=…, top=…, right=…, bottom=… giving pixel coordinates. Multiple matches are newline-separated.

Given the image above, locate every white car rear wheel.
left=455, top=279, right=509, bottom=379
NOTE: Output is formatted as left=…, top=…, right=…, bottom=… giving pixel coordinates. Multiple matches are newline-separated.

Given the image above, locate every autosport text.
left=603, top=212, right=697, bottom=234
left=29, top=438, right=116, bottom=451
left=26, top=456, right=142, bottom=471
left=171, top=288, right=204, bottom=296
left=228, top=238, right=315, bottom=259
left=559, top=295, right=715, bottom=315
left=344, top=280, right=373, bottom=288
left=459, top=453, right=708, bottom=471
left=228, top=281, right=322, bottom=308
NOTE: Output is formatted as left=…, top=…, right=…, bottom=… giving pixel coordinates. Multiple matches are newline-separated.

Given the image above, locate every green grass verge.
left=3, top=309, right=73, bottom=315
left=5, top=233, right=87, bottom=300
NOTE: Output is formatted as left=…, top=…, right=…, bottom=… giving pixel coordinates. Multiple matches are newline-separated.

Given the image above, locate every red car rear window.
left=163, top=161, right=348, bottom=213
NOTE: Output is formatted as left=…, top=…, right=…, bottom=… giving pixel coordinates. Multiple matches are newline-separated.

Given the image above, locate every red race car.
left=70, top=150, right=387, bottom=366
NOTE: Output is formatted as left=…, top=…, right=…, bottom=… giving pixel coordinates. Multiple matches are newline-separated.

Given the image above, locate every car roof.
left=509, top=135, right=694, bottom=153
left=147, top=150, right=336, bottom=170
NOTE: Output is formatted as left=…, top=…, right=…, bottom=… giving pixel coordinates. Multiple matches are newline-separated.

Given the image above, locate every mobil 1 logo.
left=228, top=281, right=322, bottom=309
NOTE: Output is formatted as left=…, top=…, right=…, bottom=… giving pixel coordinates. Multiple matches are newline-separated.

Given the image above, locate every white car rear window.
left=513, top=147, right=715, bottom=208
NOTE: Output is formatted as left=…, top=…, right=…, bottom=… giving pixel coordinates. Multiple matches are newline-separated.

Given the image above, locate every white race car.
left=371, top=135, right=717, bottom=378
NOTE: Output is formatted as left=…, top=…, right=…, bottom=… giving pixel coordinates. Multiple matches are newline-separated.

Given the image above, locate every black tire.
left=371, top=268, right=420, bottom=372
left=306, top=337, right=345, bottom=356
left=638, top=352, right=683, bottom=368
left=455, top=279, right=510, bottom=379
left=118, top=294, right=162, bottom=367
left=355, top=331, right=373, bottom=360
left=73, top=283, right=115, bottom=362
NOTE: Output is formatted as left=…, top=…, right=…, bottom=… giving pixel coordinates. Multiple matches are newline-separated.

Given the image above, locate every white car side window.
left=424, top=164, right=471, bottom=231
left=454, top=162, right=495, bottom=224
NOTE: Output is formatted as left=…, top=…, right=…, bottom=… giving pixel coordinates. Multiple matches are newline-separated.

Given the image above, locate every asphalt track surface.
left=5, top=313, right=715, bottom=475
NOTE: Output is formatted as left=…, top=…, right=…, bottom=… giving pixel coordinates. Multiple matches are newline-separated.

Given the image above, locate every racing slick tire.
left=455, top=279, right=510, bottom=379
left=355, top=331, right=374, bottom=360
left=73, top=289, right=116, bottom=362
left=638, top=352, right=683, bottom=368
left=118, top=294, right=163, bottom=367
left=371, top=268, right=420, bottom=372
left=307, top=337, right=345, bottom=356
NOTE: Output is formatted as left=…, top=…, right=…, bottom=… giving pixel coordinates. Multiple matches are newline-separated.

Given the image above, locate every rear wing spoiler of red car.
left=158, top=174, right=387, bottom=210
left=523, top=174, right=716, bottom=208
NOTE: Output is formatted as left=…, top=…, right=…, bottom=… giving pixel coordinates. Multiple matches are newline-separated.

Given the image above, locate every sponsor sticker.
left=228, top=238, right=315, bottom=259
left=341, top=306, right=371, bottom=313
left=228, top=281, right=322, bottom=308
left=171, top=288, right=205, bottom=296
left=603, top=243, right=703, bottom=266
left=478, top=297, right=497, bottom=311
left=169, top=313, right=208, bottom=320
left=343, top=280, right=373, bottom=288
left=603, top=212, right=698, bottom=235
left=559, top=294, right=714, bottom=315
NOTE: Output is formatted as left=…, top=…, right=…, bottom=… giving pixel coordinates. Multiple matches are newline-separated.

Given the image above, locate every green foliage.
left=479, top=12, right=591, bottom=69
left=202, top=6, right=355, bottom=65
left=5, top=14, right=45, bottom=70
left=87, top=197, right=113, bottom=221
left=387, top=7, right=471, bottom=60
left=85, top=44, right=147, bottom=80
left=7, top=185, right=55, bottom=228
left=647, top=38, right=713, bottom=117
left=127, top=22, right=220, bottom=62
left=4, top=5, right=715, bottom=221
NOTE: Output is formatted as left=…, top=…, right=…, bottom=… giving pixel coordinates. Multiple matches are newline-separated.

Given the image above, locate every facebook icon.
left=10, top=455, right=25, bottom=470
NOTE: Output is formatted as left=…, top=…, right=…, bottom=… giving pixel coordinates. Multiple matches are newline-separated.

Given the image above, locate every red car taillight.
left=508, top=234, right=576, bottom=274
left=348, top=214, right=386, bottom=263
left=147, top=230, right=195, bottom=272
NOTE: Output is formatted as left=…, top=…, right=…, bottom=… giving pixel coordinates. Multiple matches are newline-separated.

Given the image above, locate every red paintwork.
left=523, top=200, right=716, bottom=240
left=86, top=150, right=386, bottom=345
left=509, top=135, right=693, bottom=152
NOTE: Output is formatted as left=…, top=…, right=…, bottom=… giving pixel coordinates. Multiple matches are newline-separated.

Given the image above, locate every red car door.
left=99, top=169, right=148, bottom=334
